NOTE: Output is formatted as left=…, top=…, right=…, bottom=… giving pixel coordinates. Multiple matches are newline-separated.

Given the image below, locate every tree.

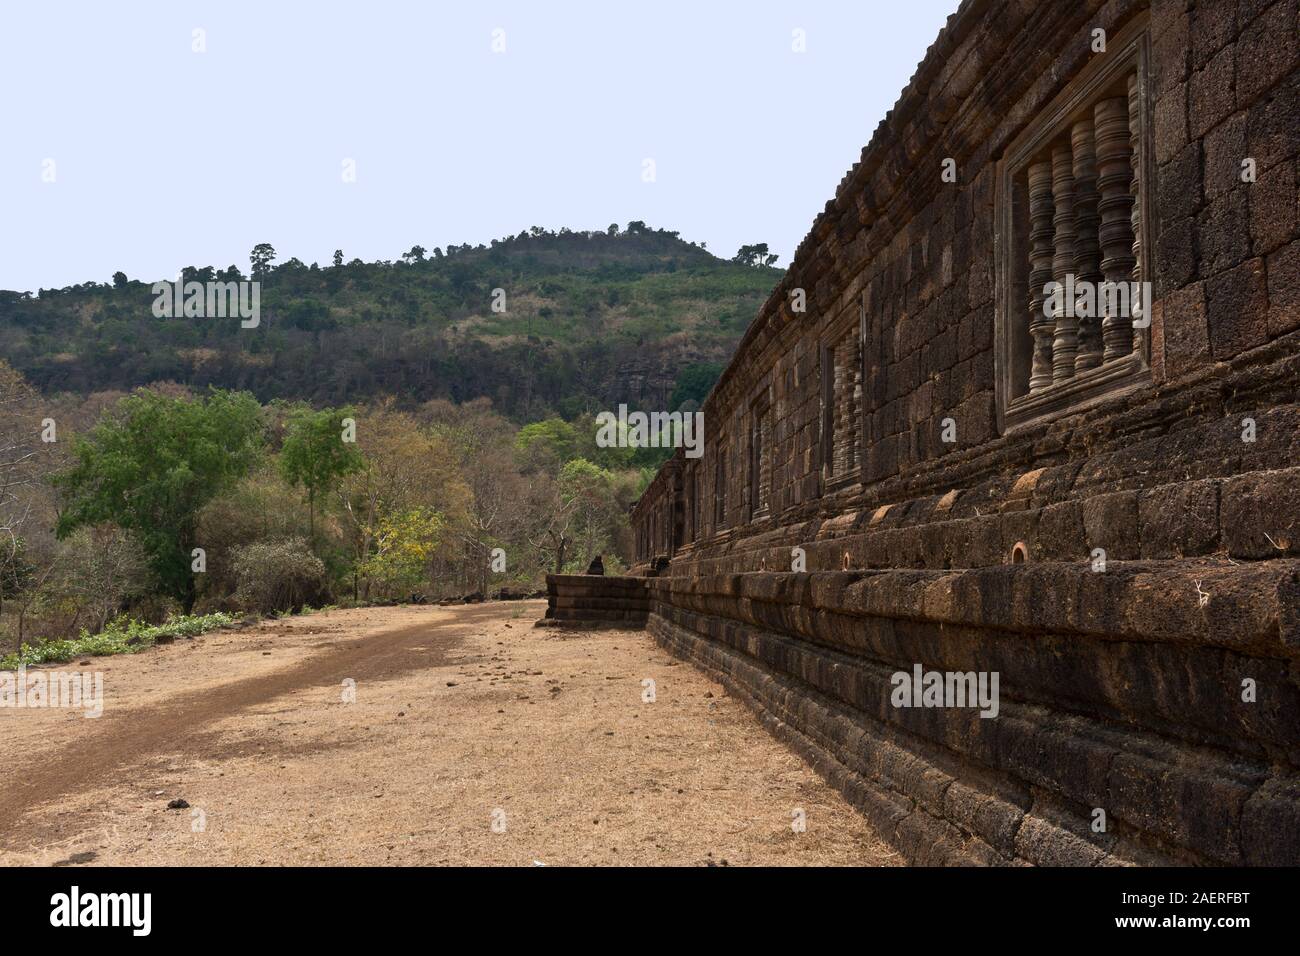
left=402, top=245, right=427, bottom=264
left=458, top=444, right=528, bottom=595
left=0, top=536, right=32, bottom=603
left=279, top=406, right=363, bottom=542
left=0, top=363, right=65, bottom=646
left=0, top=362, right=40, bottom=613
left=358, top=507, right=444, bottom=598
left=338, top=402, right=469, bottom=600
left=196, top=463, right=313, bottom=605
left=231, top=538, right=325, bottom=614
left=515, top=418, right=580, bottom=471
left=732, top=243, right=778, bottom=268
left=422, top=399, right=526, bottom=595
left=52, top=525, right=151, bottom=633
left=332, top=249, right=344, bottom=268
left=54, top=389, right=264, bottom=613
left=524, top=471, right=576, bottom=573
left=112, top=271, right=128, bottom=289
left=5, top=532, right=58, bottom=649
left=250, top=242, right=277, bottom=280
left=669, top=362, right=724, bottom=410
left=556, top=458, right=618, bottom=571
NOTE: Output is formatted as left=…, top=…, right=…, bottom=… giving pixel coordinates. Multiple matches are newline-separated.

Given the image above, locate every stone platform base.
left=646, top=564, right=1300, bottom=866
left=536, top=574, right=651, bottom=629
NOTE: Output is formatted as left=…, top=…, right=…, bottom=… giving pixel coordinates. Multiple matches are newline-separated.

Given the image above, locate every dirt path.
left=0, top=602, right=897, bottom=866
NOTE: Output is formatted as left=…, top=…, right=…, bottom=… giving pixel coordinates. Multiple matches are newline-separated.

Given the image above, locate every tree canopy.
left=732, top=242, right=779, bottom=268
left=279, top=406, right=364, bottom=538
left=54, top=389, right=264, bottom=611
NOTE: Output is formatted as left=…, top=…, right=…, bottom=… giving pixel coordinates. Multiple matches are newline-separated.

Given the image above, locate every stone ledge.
left=649, top=612, right=1200, bottom=866
left=650, top=596, right=1300, bottom=762
left=546, top=574, right=647, bottom=590
left=646, top=560, right=1300, bottom=657
left=540, top=573, right=651, bottom=629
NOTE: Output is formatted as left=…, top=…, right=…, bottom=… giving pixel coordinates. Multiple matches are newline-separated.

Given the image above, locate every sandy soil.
left=0, top=601, right=897, bottom=866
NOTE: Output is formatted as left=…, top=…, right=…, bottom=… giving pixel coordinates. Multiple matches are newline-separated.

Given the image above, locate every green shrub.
left=0, top=612, right=235, bottom=670
left=232, top=537, right=326, bottom=614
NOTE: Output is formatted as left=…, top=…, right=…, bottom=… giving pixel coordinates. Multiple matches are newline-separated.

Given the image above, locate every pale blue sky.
left=0, top=0, right=958, bottom=292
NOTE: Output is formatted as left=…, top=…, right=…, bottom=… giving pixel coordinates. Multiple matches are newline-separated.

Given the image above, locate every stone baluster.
left=1095, top=96, right=1136, bottom=363
left=833, top=355, right=847, bottom=473
left=1051, top=142, right=1077, bottom=382
left=1027, top=159, right=1056, bottom=393
left=1128, top=73, right=1145, bottom=357
left=1071, top=117, right=1104, bottom=372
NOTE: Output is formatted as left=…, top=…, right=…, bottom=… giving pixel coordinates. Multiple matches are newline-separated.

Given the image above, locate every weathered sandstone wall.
left=631, top=0, right=1300, bottom=864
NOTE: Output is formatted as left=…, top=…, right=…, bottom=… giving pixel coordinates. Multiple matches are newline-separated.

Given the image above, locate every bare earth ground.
left=0, top=601, right=896, bottom=866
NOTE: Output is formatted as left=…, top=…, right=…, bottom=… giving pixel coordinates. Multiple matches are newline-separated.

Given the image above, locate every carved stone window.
left=685, top=464, right=700, bottom=543
left=995, top=18, right=1154, bottom=433
left=713, top=438, right=728, bottom=530
left=821, top=307, right=864, bottom=488
left=750, top=400, right=772, bottom=518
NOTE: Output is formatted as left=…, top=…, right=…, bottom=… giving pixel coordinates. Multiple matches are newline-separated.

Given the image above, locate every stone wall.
left=630, top=0, right=1300, bottom=865
left=537, top=574, right=650, bottom=629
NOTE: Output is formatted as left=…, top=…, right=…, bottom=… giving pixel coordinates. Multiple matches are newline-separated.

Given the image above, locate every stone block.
left=1189, top=44, right=1236, bottom=139
left=1138, top=479, right=1220, bottom=557
left=1266, top=239, right=1300, bottom=334
left=1206, top=257, right=1269, bottom=357
left=1221, top=468, right=1300, bottom=557
left=1160, top=280, right=1211, bottom=377
left=1082, top=491, right=1140, bottom=560
left=1196, top=188, right=1250, bottom=276
left=1249, top=160, right=1297, bottom=255
left=1236, top=0, right=1299, bottom=107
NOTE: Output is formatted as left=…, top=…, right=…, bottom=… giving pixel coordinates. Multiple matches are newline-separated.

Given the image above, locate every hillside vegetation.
left=0, top=223, right=782, bottom=419
left=0, top=224, right=782, bottom=661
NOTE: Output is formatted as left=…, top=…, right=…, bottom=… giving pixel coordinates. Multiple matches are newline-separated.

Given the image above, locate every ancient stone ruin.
left=537, top=574, right=650, bottom=629
left=616, top=0, right=1299, bottom=864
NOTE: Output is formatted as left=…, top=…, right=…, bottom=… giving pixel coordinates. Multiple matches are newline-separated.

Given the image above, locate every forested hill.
left=0, top=224, right=783, bottom=419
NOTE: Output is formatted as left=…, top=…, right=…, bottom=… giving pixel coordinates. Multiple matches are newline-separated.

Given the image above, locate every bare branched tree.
left=0, top=361, right=42, bottom=634
left=524, top=472, right=579, bottom=574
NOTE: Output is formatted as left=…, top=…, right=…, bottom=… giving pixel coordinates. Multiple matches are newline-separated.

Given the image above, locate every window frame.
left=993, top=15, right=1155, bottom=434
left=685, top=461, right=699, bottom=543
left=749, top=387, right=773, bottom=520
left=713, top=433, right=729, bottom=533
left=820, top=303, right=866, bottom=490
